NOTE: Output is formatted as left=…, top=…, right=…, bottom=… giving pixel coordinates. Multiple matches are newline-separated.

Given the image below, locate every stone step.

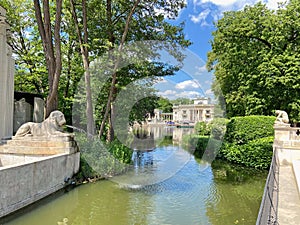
left=1, top=146, right=78, bottom=155
left=6, top=140, right=76, bottom=148
left=12, top=135, right=74, bottom=142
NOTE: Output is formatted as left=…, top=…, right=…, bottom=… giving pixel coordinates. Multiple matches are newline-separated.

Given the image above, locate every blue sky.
left=153, top=0, right=286, bottom=100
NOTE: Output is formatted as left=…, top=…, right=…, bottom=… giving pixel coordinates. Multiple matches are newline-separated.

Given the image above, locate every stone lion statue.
left=275, top=110, right=289, bottom=124
left=15, top=110, right=71, bottom=137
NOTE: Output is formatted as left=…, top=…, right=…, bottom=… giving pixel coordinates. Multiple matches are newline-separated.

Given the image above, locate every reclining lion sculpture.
left=275, top=110, right=289, bottom=125
left=15, top=110, right=71, bottom=137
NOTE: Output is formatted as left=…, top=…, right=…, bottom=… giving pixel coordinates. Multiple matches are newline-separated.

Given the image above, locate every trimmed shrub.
left=225, top=116, right=276, bottom=145
left=220, top=136, right=274, bottom=169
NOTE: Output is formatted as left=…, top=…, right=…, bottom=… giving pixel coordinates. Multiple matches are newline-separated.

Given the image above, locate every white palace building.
left=149, top=97, right=214, bottom=125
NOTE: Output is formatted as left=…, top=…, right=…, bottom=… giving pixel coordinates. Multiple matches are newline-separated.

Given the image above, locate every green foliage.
left=216, top=115, right=275, bottom=169
left=208, top=0, right=300, bottom=121
left=224, top=116, right=276, bottom=144
left=185, top=116, right=275, bottom=169
left=182, top=134, right=221, bottom=160
left=195, top=122, right=211, bottom=136
left=220, top=137, right=274, bottom=169
left=210, top=118, right=228, bottom=140
left=171, top=98, right=193, bottom=105
left=74, top=134, right=132, bottom=180
left=107, top=139, right=133, bottom=164
left=195, top=118, right=228, bottom=140
left=5, top=0, right=191, bottom=136
left=157, top=97, right=173, bottom=113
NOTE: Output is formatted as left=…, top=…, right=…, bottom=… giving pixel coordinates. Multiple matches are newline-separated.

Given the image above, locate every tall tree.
left=91, top=0, right=190, bottom=140
left=70, top=0, right=95, bottom=136
left=98, top=0, right=140, bottom=140
left=207, top=1, right=300, bottom=121
left=1, top=0, right=47, bottom=94
left=33, top=0, right=63, bottom=117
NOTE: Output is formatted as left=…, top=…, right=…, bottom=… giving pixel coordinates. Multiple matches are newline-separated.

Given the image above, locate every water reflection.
left=131, top=125, right=194, bottom=150
left=2, top=127, right=267, bottom=225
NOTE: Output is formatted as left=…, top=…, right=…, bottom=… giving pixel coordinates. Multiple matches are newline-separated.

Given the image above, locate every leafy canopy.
left=208, top=0, right=300, bottom=121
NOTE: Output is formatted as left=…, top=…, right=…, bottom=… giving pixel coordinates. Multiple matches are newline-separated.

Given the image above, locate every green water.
left=1, top=128, right=267, bottom=225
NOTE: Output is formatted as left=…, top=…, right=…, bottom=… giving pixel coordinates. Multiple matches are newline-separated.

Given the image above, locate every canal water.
left=2, top=127, right=267, bottom=225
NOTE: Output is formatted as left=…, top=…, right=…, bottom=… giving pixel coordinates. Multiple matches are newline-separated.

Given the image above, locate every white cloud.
left=205, top=80, right=212, bottom=85
left=157, top=90, right=177, bottom=98
left=190, top=9, right=211, bottom=24
left=201, top=0, right=239, bottom=7
left=176, top=91, right=202, bottom=98
left=195, top=65, right=207, bottom=74
left=205, top=89, right=213, bottom=95
left=189, top=0, right=286, bottom=25
left=175, top=80, right=201, bottom=89
left=264, top=0, right=286, bottom=10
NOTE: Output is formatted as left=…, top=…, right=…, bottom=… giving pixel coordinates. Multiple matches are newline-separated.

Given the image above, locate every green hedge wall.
left=187, top=115, right=276, bottom=169
left=220, top=136, right=274, bottom=169
left=224, top=116, right=276, bottom=145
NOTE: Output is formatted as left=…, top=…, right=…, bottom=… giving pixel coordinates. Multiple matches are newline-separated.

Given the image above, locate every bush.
left=195, top=122, right=211, bottom=136
left=220, top=136, right=274, bottom=169
left=107, top=139, right=133, bottom=164
left=225, top=116, right=276, bottom=144
left=210, top=118, right=228, bottom=140
left=74, top=134, right=133, bottom=181
left=195, top=118, right=228, bottom=140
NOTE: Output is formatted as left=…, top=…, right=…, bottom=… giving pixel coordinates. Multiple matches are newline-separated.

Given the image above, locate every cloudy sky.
left=153, top=0, right=286, bottom=100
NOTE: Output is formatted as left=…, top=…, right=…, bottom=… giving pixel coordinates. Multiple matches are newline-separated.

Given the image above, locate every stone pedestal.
left=1, top=136, right=79, bottom=155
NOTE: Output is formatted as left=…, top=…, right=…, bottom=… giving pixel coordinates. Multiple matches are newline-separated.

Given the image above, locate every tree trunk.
left=33, top=0, right=62, bottom=117
left=98, top=0, right=141, bottom=139
left=70, top=0, right=95, bottom=136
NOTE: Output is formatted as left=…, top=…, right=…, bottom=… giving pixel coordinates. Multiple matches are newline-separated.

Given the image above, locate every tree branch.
left=98, top=0, right=141, bottom=138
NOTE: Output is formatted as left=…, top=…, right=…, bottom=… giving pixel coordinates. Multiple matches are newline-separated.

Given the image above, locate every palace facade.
left=149, top=98, right=214, bottom=124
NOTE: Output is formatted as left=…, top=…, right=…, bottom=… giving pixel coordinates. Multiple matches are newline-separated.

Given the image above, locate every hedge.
left=188, top=115, right=276, bottom=169
left=220, top=136, right=274, bottom=169
left=224, top=116, right=276, bottom=145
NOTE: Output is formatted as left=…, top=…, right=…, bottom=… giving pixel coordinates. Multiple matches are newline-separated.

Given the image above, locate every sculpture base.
left=1, top=135, right=79, bottom=155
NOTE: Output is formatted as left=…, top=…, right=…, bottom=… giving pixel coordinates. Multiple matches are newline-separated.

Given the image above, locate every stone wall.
left=0, top=6, right=14, bottom=141
left=273, top=125, right=300, bottom=166
left=0, top=152, right=80, bottom=218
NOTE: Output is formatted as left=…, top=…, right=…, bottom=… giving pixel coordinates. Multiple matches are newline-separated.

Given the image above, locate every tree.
left=1, top=0, right=47, bottom=95
left=33, top=0, right=63, bottom=117
left=70, top=0, right=95, bottom=136
left=86, top=0, right=190, bottom=140
left=157, top=97, right=173, bottom=113
left=207, top=0, right=300, bottom=121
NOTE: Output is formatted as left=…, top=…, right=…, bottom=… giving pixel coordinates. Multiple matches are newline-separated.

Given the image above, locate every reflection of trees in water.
left=131, top=126, right=195, bottom=150
left=206, top=161, right=268, bottom=225
left=131, top=126, right=195, bottom=172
